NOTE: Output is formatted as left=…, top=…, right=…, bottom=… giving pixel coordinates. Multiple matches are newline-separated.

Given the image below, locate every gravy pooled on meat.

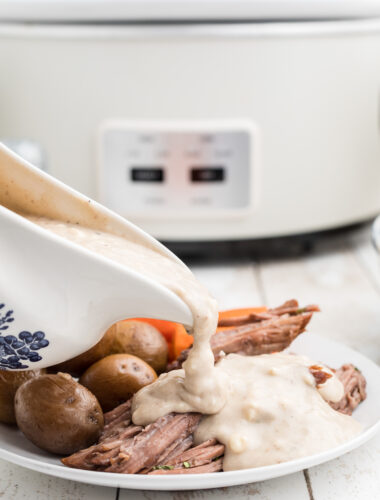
left=25, top=216, right=362, bottom=470
left=194, top=353, right=360, bottom=469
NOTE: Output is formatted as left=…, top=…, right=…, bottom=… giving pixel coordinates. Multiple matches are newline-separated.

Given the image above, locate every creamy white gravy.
left=25, top=216, right=362, bottom=470
left=195, top=353, right=360, bottom=469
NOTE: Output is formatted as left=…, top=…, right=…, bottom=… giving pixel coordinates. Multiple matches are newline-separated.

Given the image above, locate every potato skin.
left=109, top=321, right=168, bottom=373
left=79, top=354, right=157, bottom=412
left=0, top=369, right=45, bottom=425
left=15, top=373, right=104, bottom=455
left=48, top=328, right=114, bottom=377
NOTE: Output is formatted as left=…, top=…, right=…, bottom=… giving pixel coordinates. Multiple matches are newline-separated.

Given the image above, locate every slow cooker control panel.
left=98, top=121, right=256, bottom=218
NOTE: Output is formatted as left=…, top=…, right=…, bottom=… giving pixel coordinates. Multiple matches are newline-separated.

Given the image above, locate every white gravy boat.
left=0, top=143, right=193, bottom=370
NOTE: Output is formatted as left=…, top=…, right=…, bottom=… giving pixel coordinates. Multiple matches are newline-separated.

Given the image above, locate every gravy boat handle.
left=0, top=143, right=193, bottom=370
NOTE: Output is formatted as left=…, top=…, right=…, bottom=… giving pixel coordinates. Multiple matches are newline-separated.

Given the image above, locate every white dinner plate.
left=0, top=332, right=378, bottom=491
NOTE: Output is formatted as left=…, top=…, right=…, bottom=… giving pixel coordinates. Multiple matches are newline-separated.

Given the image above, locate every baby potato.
left=49, top=320, right=168, bottom=377
left=0, top=369, right=45, bottom=425
left=109, top=320, right=168, bottom=373
left=15, top=373, right=104, bottom=455
left=48, top=327, right=115, bottom=377
left=79, top=354, right=157, bottom=412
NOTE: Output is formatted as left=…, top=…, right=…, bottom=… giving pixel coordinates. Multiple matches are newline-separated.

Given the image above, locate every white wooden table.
left=1, top=224, right=380, bottom=500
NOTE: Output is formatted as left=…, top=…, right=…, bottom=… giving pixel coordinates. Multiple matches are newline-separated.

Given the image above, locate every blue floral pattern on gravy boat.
left=0, top=303, right=49, bottom=370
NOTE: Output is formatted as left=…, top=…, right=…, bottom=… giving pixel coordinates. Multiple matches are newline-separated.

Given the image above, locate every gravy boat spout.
left=0, top=143, right=193, bottom=370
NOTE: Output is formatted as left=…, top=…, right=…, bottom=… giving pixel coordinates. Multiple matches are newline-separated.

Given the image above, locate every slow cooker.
left=1, top=0, right=380, bottom=245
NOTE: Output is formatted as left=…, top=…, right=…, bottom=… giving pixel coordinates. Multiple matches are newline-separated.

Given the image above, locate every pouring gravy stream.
left=25, top=216, right=361, bottom=471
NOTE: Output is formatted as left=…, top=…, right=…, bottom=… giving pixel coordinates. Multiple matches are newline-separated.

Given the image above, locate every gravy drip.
left=25, top=216, right=361, bottom=470
left=25, top=216, right=226, bottom=417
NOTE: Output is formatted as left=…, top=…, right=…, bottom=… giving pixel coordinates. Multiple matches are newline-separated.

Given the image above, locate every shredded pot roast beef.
left=168, top=300, right=319, bottom=370
left=330, top=364, right=367, bottom=415
left=62, top=300, right=366, bottom=474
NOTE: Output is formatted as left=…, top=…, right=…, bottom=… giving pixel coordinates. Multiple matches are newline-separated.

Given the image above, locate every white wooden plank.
left=119, top=472, right=309, bottom=500
left=190, top=264, right=262, bottom=310
left=0, top=459, right=116, bottom=500
left=258, top=241, right=380, bottom=363
left=308, top=431, right=380, bottom=500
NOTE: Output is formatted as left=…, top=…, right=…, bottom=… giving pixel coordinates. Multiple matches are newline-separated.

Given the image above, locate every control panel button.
left=130, top=167, right=164, bottom=182
left=191, top=167, right=225, bottom=183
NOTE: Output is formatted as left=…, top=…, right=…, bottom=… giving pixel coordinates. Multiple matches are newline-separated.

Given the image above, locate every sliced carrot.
left=218, top=306, right=267, bottom=320
left=172, top=326, right=193, bottom=360
left=217, top=306, right=267, bottom=331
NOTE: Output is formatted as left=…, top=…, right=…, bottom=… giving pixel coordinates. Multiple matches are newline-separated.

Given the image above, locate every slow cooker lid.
left=1, top=0, right=380, bottom=23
